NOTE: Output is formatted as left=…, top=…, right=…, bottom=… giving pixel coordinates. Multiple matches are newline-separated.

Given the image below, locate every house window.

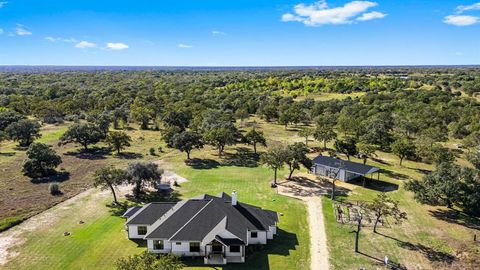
left=230, top=245, right=240, bottom=253
left=189, top=242, right=200, bottom=252
left=153, top=240, right=164, bottom=250
left=137, top=226, right=147, bottom=235
left=175, top=242, right=181, bottom=245
left=251, top=231, right=258, bottom=238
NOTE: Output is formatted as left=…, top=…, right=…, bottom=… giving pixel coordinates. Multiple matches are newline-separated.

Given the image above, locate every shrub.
left=149, top=147, right=156, bottom=156
left=49, top=182, right=61, bottom=195
left=116, top=251, right=184, bottom=270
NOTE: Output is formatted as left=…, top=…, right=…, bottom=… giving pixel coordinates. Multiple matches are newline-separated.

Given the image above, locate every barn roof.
left=312, top=156, right=379, bottom=175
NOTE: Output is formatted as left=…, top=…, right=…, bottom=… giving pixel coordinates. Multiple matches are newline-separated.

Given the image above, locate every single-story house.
left=311, top=155, right=380, bottom=182
left=123, top=192, right=278, bottom=265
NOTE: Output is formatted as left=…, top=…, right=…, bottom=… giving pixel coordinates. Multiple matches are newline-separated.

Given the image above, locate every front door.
left=212, top=242, right=223, bottom=253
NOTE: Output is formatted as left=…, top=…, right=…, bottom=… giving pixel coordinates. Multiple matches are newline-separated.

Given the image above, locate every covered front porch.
left=203, top=236, right=245, bottom=265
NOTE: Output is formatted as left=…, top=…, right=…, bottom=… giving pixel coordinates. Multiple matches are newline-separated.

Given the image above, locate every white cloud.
left=281, top=1, right=385, bottom=26
left=444, top=15, right=479, bottom=26
left=444, top=3, right=480, bottom=26
left=178, top=43, right=193, bottom=48
left=0, top=2, right=7, bottom=8
left=106, top=42, right=129, bottom=50
left=456, top=2, right=480, bottom=14
left=212, top=30, right=226, bottom=36
left=15, top=25, right=32, bottom=36
left=45, top=37, right=78, bottom=43
left=62, top=38, right=77, bottom=43
left=0, top=28, right=4, bottom=35
left=357, top=11, right=386, bottom=21
left=75, top=41, right=96, bottom=49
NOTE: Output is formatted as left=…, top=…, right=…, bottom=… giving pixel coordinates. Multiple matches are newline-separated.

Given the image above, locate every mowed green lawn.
left=4, top=114, right=479, bottom=270
left=250, top=117, right=479, bottom=269
left=3, top=144, right=310, bottom=270
left=320, top=151, right=479, bottom=270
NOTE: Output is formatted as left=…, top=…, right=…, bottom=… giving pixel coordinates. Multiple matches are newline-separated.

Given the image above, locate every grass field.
left=319, top=152, right=479, bottom=269
left=3, top=143, right=310, bottom=270
left=294, top=92, right=366, bottom=101
left=248, top=117, right=479, bottom=269
left=0, top=122, right=169, bottom=232
left=2, top=112, right=480, bottom=270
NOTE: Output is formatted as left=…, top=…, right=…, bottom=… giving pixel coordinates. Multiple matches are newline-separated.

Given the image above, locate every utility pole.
left=355, top=214, right=363, bottom=253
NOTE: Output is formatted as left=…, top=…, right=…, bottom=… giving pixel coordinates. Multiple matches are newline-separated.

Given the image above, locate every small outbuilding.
left=311, top=156, right=380, bottom=182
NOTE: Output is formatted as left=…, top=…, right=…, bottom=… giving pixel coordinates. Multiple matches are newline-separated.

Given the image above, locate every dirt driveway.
left=277, top=174, right=330, bottom=270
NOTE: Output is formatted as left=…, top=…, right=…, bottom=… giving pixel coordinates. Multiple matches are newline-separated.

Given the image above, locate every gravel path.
left=278, top=175, right=330, bottom=270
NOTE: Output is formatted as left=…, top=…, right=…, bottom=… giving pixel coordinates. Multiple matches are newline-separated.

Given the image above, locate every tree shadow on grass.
left=106, top=201, right=137, bottom=217
left=380, top=169, right=409, bottom=181
left=13, top=146, right=28, bottom=151
left=125, top=190, right=182, bottom=204
left=371, top=157, right=390, bottom=166
left=414, top=168, right=432, bottom=175
left=429, top=209, right=480, bottom=230
left=285, top=127, right=301, bottom=132
left=397, top=241, right=455, bottom=264
left=182, top=228, right=298, bottom=270
left=115, top=152, right=143, bottom=159
left=30, top=171, right=70, bottom=184
left=0, top=152, right=16, bottom=157
left=349, top=177, right=399, bottom=192
left=64, top=147, right=110, bottom=160
left=186, top=148, right=259, bottom=170
left=357, top=251, right=407, bottom=270
left=221, top=147, right=259, bottom=168
left=376, top=231, right=456, bottom=265
left=185, top=158, right=220, bottom=169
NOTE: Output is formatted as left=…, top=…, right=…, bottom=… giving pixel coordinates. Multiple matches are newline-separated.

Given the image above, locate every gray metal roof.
left=215, top=235, right=244, bottom=246
left=122, top=206, right=141, bottom=218
left=142, top=193, right=278, bottom=242
left=126, top=203, right=176, bottom=225
left=312, top=155, right=379, bottom=175
left=144, top=200, right=211, bottom=239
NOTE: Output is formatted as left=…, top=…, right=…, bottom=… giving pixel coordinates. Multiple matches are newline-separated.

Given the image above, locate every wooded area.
left=0, top=67, right=479, bottom=269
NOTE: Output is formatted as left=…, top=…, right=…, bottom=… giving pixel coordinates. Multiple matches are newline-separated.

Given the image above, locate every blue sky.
left=0, top=0, right=479, bottom=66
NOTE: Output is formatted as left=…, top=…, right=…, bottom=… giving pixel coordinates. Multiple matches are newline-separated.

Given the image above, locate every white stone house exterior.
left=123, top=192, right=278, bottom=265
